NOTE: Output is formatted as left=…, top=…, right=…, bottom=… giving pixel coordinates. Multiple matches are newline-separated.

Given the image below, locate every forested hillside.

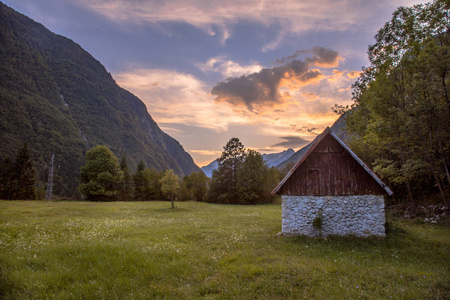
left=0, top=3, right=200, bottom=197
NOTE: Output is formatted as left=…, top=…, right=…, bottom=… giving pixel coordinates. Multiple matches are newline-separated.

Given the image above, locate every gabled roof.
left=271, top=127, right=393, bottom=196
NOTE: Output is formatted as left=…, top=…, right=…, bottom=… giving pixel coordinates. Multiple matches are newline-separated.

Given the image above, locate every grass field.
left=0, top=200, right=449, bottom=299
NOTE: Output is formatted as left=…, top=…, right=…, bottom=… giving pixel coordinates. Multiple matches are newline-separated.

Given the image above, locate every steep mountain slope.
left=201, top=148, right=295, bottom=178
left=0, top=3, right=200, bottom=196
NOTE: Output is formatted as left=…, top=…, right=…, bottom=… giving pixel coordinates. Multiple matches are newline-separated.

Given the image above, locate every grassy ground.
left=0, top=200, right=448, bottom=299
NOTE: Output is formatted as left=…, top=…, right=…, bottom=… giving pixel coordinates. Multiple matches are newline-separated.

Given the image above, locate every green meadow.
left=0, top=200, right=448, bottom=299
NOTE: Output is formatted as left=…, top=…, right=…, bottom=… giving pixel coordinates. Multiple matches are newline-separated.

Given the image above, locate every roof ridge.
left=271, top=127, right=393, bottom=196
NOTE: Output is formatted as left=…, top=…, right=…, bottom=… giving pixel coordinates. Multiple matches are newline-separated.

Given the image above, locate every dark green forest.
left=0, top=3, right=200, bottom=197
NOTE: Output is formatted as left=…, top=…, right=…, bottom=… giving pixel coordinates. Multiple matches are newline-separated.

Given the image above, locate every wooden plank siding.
left=278, top=133, right=386, bottom=196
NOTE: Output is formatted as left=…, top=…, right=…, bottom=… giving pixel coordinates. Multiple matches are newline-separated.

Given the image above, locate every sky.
left=3, top=0, right=427, bottom=167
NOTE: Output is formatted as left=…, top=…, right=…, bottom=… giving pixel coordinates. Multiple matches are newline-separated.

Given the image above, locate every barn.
left=272, top=127, right=393, bottom=237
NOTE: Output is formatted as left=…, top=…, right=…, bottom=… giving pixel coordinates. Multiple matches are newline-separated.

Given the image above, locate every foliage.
left=313, top=210, right=324, bottom=236
left=208, top=138, right=280, bottom=204
left=117, top=155, right=133, bottom=201
left=236, top=150, right=272, bottom=204
left=179, top=171, right=209, bottom=202
left=159, top=169, right=180, bottom=208
left=0, top=200, right=449, bottom=299
left=78, top=145, right=123, bottom=201
left=133, top=161, right=151, bottom=201
left=0, top=157, right=14, bottom=199
left=0, top=143, right=37, bottom=200
left=338, top=0, right=450, bottom=205
left=147, top=168, right=164, bottom=200
left=209, top=138, right=246, bottom=203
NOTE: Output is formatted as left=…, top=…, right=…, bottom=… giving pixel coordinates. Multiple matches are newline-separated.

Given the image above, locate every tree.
left=180, top=171, right=209, bottom=202
left=78, top=145, right=123, bottom=201
left=236, top=150, right=269, bottom=204
left=133, top=160, right=150, bottom=201
left=0, top=157, right=14, bottom=199
left=208, top=137, right=246, bottom=203
left=13, top=143, right=37, bottom=200
left=160, top=169, right=180, bottom=208
left=147, top=167, right=163, bottom=200
left=337, top=0, right=450, bottom=205
left=118, top=155, right=133, bottom=201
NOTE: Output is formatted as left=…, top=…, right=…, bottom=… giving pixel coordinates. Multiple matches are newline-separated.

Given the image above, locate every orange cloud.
left=114, top=66, right=354, bottom=165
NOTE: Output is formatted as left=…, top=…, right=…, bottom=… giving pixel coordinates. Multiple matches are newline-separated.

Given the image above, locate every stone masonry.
left=281, top=195, right=386, bottom=237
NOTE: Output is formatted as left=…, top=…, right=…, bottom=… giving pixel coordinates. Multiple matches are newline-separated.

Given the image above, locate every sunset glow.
left=4, top=0, right=427, bottom=166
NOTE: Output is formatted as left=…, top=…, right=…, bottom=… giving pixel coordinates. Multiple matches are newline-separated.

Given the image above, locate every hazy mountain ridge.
left=0, top=3, right=200, bottom=196
left=201, top=148, right=295, bottom=178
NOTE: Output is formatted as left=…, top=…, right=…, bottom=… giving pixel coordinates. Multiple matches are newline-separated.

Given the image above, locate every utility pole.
left=46, top=154, right=54, bottom=201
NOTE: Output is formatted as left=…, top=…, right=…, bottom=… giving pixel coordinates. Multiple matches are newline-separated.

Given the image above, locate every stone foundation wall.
left=281, top=195, right=386, bottom=237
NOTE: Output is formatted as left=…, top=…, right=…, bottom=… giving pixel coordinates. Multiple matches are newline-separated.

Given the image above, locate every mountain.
left=275, top=114, right=349, bottom=171
left=201, top=160, right=219, bottom=178
left=0, top=3, right=200, bottom=196
left=201, top=148, right=295, bottom=178
left=263, top=149, right=295, bottom=167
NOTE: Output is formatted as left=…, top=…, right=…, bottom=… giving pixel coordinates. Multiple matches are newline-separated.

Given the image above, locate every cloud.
left=113, top=68, right=246, bottom=132
left=211, top=47, right=341, bottom=111
left=272, top=136, right=310, bottom=148
left=197, top=56, right=263, bottom=78
left=113, top=63, right=358, bottom=165
left=276, top=47, right=340, bottom=67
left=75, top=0, right=417, bottom=48
left=190, top=149, right=222, bottom=156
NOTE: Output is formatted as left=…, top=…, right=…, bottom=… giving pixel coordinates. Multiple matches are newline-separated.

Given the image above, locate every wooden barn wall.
left=280, top=134, right=385, bottom=196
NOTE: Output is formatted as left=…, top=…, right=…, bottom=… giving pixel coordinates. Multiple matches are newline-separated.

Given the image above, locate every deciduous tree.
left=160, top=169, right=180, bottom=208
left=237, top=150, right=268, bottom=204
left=337, top=0, right=449, bottom=205
left=78, top=145, right=123, bottom=201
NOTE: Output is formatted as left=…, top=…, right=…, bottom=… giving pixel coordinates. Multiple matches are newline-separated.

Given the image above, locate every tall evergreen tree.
left=0, top=157, right=14, bottom=199
left=13, top=143, right=37, bottom=200
left=133, top=161, right=150, bottom=201
left=209, top=137, right=246, bottom=203
left=118, top=155, right=134, bottom=201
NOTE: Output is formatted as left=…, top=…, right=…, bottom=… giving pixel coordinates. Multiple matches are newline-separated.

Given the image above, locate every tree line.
left=77, top=139, right=282, bottom=205
left=0, top=143, right=37, bottom=200
left=0, top=137, right=283, bottom=205
left=77, top=145, right=210, bottom=204
left=334, top=0, right=449, bottom=206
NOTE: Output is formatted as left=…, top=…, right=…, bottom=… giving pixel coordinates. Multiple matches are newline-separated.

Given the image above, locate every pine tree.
left=0, top=157, right=14, bottom=199
left=133, top=161, right=150, bottom=201
left=13, top=143, right=37, bottom=200
left=209, top=137, right=246, bottom=203
left=118, top=155, right=134, bottom=201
